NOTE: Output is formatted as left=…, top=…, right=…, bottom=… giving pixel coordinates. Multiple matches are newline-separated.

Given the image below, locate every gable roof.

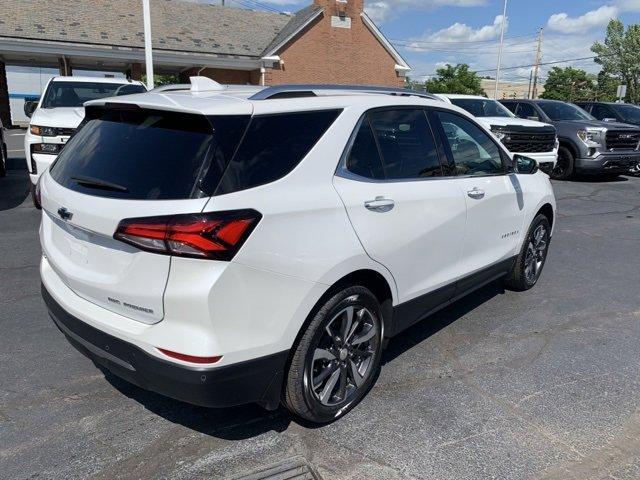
left=0, top=0, right=291, bottom=58
left=261, top=5, right=324, bottom=57
left=360, top=12, right=411, bottom=71
left=0, top=0, right=410, bottom=70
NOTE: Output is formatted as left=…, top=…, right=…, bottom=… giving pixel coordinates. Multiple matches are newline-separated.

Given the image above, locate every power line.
left=408, top=53, right=612, bottom=79
left=387, top=32, right=538, bottom=46
left=226, top=0, right=282, bottom=13
left=473, top=54, right=611, bottom=74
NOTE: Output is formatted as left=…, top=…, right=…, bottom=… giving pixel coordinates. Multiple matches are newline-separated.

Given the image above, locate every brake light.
left=114, top=209, right=261, bottom=260
left=157, top=348, right=222, bottom=365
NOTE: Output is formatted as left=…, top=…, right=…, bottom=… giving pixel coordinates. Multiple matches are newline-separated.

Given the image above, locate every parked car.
left=501, top=99, right=640, bottom=179
left=574, top=101, right=640, bottom=127
left=40, top=79, right=556, bottom=423
left=436, top=94, right=558, bottom=174
left=0, top=117, right=7, bottom=177
left=24, top=76, right=146, bottom=207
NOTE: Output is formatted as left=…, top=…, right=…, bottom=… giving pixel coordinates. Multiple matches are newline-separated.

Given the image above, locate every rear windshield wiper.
left=70, top=175, right=129, bottom=193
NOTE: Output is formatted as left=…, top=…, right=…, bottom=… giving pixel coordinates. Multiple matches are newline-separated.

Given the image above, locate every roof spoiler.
left=249, top=84, right=440, bottom=101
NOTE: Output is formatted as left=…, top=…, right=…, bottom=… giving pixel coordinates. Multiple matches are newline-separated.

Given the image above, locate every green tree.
left=141, top=73, right=180, bottom=88
left=595, top=71, right=619, bottom=101
left=424, top=64, right=485, bottom=95
left=591, top=19, right=640, bottom=102
left=540, top=67, right=595, bottom=101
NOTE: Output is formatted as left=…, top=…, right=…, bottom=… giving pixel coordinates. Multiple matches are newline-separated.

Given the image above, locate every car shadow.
left=101, top=281, right=505, bottom=440
left=0, top=155, right=30, bottom=211
left=565, top=174, right=629, bottom=183
left=382, top=282, right=504, bottom=365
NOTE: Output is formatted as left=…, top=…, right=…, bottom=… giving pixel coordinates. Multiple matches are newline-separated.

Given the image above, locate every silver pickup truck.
left=501, top=99, right=640, bottom=180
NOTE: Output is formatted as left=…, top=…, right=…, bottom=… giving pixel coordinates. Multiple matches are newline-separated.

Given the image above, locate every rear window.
left=215, top=109, right=342, bottom=195
left=50, top=108, right=249, bottom=200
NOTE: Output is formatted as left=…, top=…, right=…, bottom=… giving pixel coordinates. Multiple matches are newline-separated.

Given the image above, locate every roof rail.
left=248, top=84, right=440, bottom=101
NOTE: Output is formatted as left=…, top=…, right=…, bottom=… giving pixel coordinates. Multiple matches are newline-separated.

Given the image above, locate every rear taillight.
left=114, top=209, right=261, bottom=261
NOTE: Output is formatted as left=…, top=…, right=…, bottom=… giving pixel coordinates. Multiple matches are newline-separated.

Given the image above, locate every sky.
left=8, top=0, right=640, bottom=98
left=236, top=0, right=640, bottom=83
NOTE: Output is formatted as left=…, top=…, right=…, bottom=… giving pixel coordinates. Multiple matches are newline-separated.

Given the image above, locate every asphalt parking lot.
left=1, top=130, right=640, bottom=480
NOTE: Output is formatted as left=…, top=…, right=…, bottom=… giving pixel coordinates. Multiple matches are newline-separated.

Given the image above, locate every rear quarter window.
left=215, top=109, right=342, bottom=195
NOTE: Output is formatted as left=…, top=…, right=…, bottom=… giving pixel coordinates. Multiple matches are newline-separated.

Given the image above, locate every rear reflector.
left=157, top=348, right=222, bottom=365
left=114, top=209, right=261, bottom=261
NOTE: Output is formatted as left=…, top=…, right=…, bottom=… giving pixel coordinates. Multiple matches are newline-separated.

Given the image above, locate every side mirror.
left=603, top=117, right=617, bottom=122
left=24, top=100, right=38, bottom=118
left=514, top=154, right=538, bottom=175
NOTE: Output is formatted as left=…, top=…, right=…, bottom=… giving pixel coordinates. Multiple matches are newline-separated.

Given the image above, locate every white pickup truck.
left=437, top=94, right=558, bottom=173
left=24, top=76, right=146, bottom=206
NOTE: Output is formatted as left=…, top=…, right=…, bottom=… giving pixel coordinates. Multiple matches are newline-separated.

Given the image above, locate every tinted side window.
left=591, top=104, right=615, bottom=120
left=436, top=111, right=504, bottom=176
left=368, top=109, right=442, bottom=179
left=502, top=102, right=517, bottom=114
left=345, top=119, right=385, bottom=180
left=516, top=103, right=539, bottom=120
left=216, top=109, right=341, bottom=195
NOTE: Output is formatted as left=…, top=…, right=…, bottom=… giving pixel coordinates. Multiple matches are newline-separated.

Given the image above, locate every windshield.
left=539, top=102, right=595, bottom=121
left=41, top=81, right=146, bottom=108
left=450, top=98, right=514, bottom=118
left=613, top=104, right=640, bottom=123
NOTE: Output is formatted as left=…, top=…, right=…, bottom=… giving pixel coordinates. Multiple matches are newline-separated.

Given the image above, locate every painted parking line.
left=9, top=149, right=24, bottom=153
left=10, top=133, right=26, bottom=137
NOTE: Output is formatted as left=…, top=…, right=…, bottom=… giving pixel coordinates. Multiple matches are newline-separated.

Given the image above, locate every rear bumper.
left=575, top=152, right=640, bottom=173
left=42, top=284, right=288, bottom=409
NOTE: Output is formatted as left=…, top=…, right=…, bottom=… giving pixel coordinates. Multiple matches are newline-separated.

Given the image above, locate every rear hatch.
left=41, top=104, right=251, bottom=323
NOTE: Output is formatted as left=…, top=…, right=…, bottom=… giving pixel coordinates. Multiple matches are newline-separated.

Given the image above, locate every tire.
left=283, top=286, right=383, bottom=423
left=505, top=214, right=551, bottom=291
left=30, top=182, right=41, bottom=209
left=550, top=146, right=574, bottom=180
left=0, top=142, right=6, bottom=178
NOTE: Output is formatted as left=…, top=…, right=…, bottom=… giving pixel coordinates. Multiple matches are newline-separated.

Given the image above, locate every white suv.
left=39, top=79, right=556, bottom=423
left=437, top=94, right=559, bottom=174
left=25, top=76, right=146, bottom=206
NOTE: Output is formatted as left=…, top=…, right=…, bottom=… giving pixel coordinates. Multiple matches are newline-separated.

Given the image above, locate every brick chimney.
left=313, top=0, right=364, bottom=17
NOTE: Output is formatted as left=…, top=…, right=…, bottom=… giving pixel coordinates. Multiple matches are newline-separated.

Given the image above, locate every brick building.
left=0, top=0, right=410, bottom=126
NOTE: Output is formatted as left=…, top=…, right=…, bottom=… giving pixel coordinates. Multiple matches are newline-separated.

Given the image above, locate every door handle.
left=467, top=187, right=485, bottom=200
left=364, top=196, right=395, bottom=212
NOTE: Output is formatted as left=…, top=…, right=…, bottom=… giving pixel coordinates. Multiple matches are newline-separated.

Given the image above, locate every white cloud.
left=401, top=15, right=507, bottom=53
left=547, top=5, right=619, bottom=34
left=424, top=14, right=506, bottom=43
left=364, top=0, right=487, bottom=23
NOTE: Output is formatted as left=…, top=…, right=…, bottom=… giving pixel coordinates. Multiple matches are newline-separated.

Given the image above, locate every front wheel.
left=550, top=146, right=574, bottom=180
left=505, top=214, right=551, bottom=291
left=283, top=286, right=383, bottom=423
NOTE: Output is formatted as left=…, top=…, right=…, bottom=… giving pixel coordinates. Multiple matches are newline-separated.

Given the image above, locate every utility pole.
left=531, top=28, right=543, bottom=99
left=493, top=0, right=508, bottom=99
left=142, top=0, right=154, bottom=89
left=527, top=69, right=533, bottom=99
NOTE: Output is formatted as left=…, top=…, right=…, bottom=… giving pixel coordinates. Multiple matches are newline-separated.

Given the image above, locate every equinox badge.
left=57, top=207, right=73, bottom=221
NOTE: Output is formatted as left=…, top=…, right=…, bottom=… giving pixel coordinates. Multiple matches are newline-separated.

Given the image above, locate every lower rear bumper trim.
left=42, top=284, right=288, bottom=410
